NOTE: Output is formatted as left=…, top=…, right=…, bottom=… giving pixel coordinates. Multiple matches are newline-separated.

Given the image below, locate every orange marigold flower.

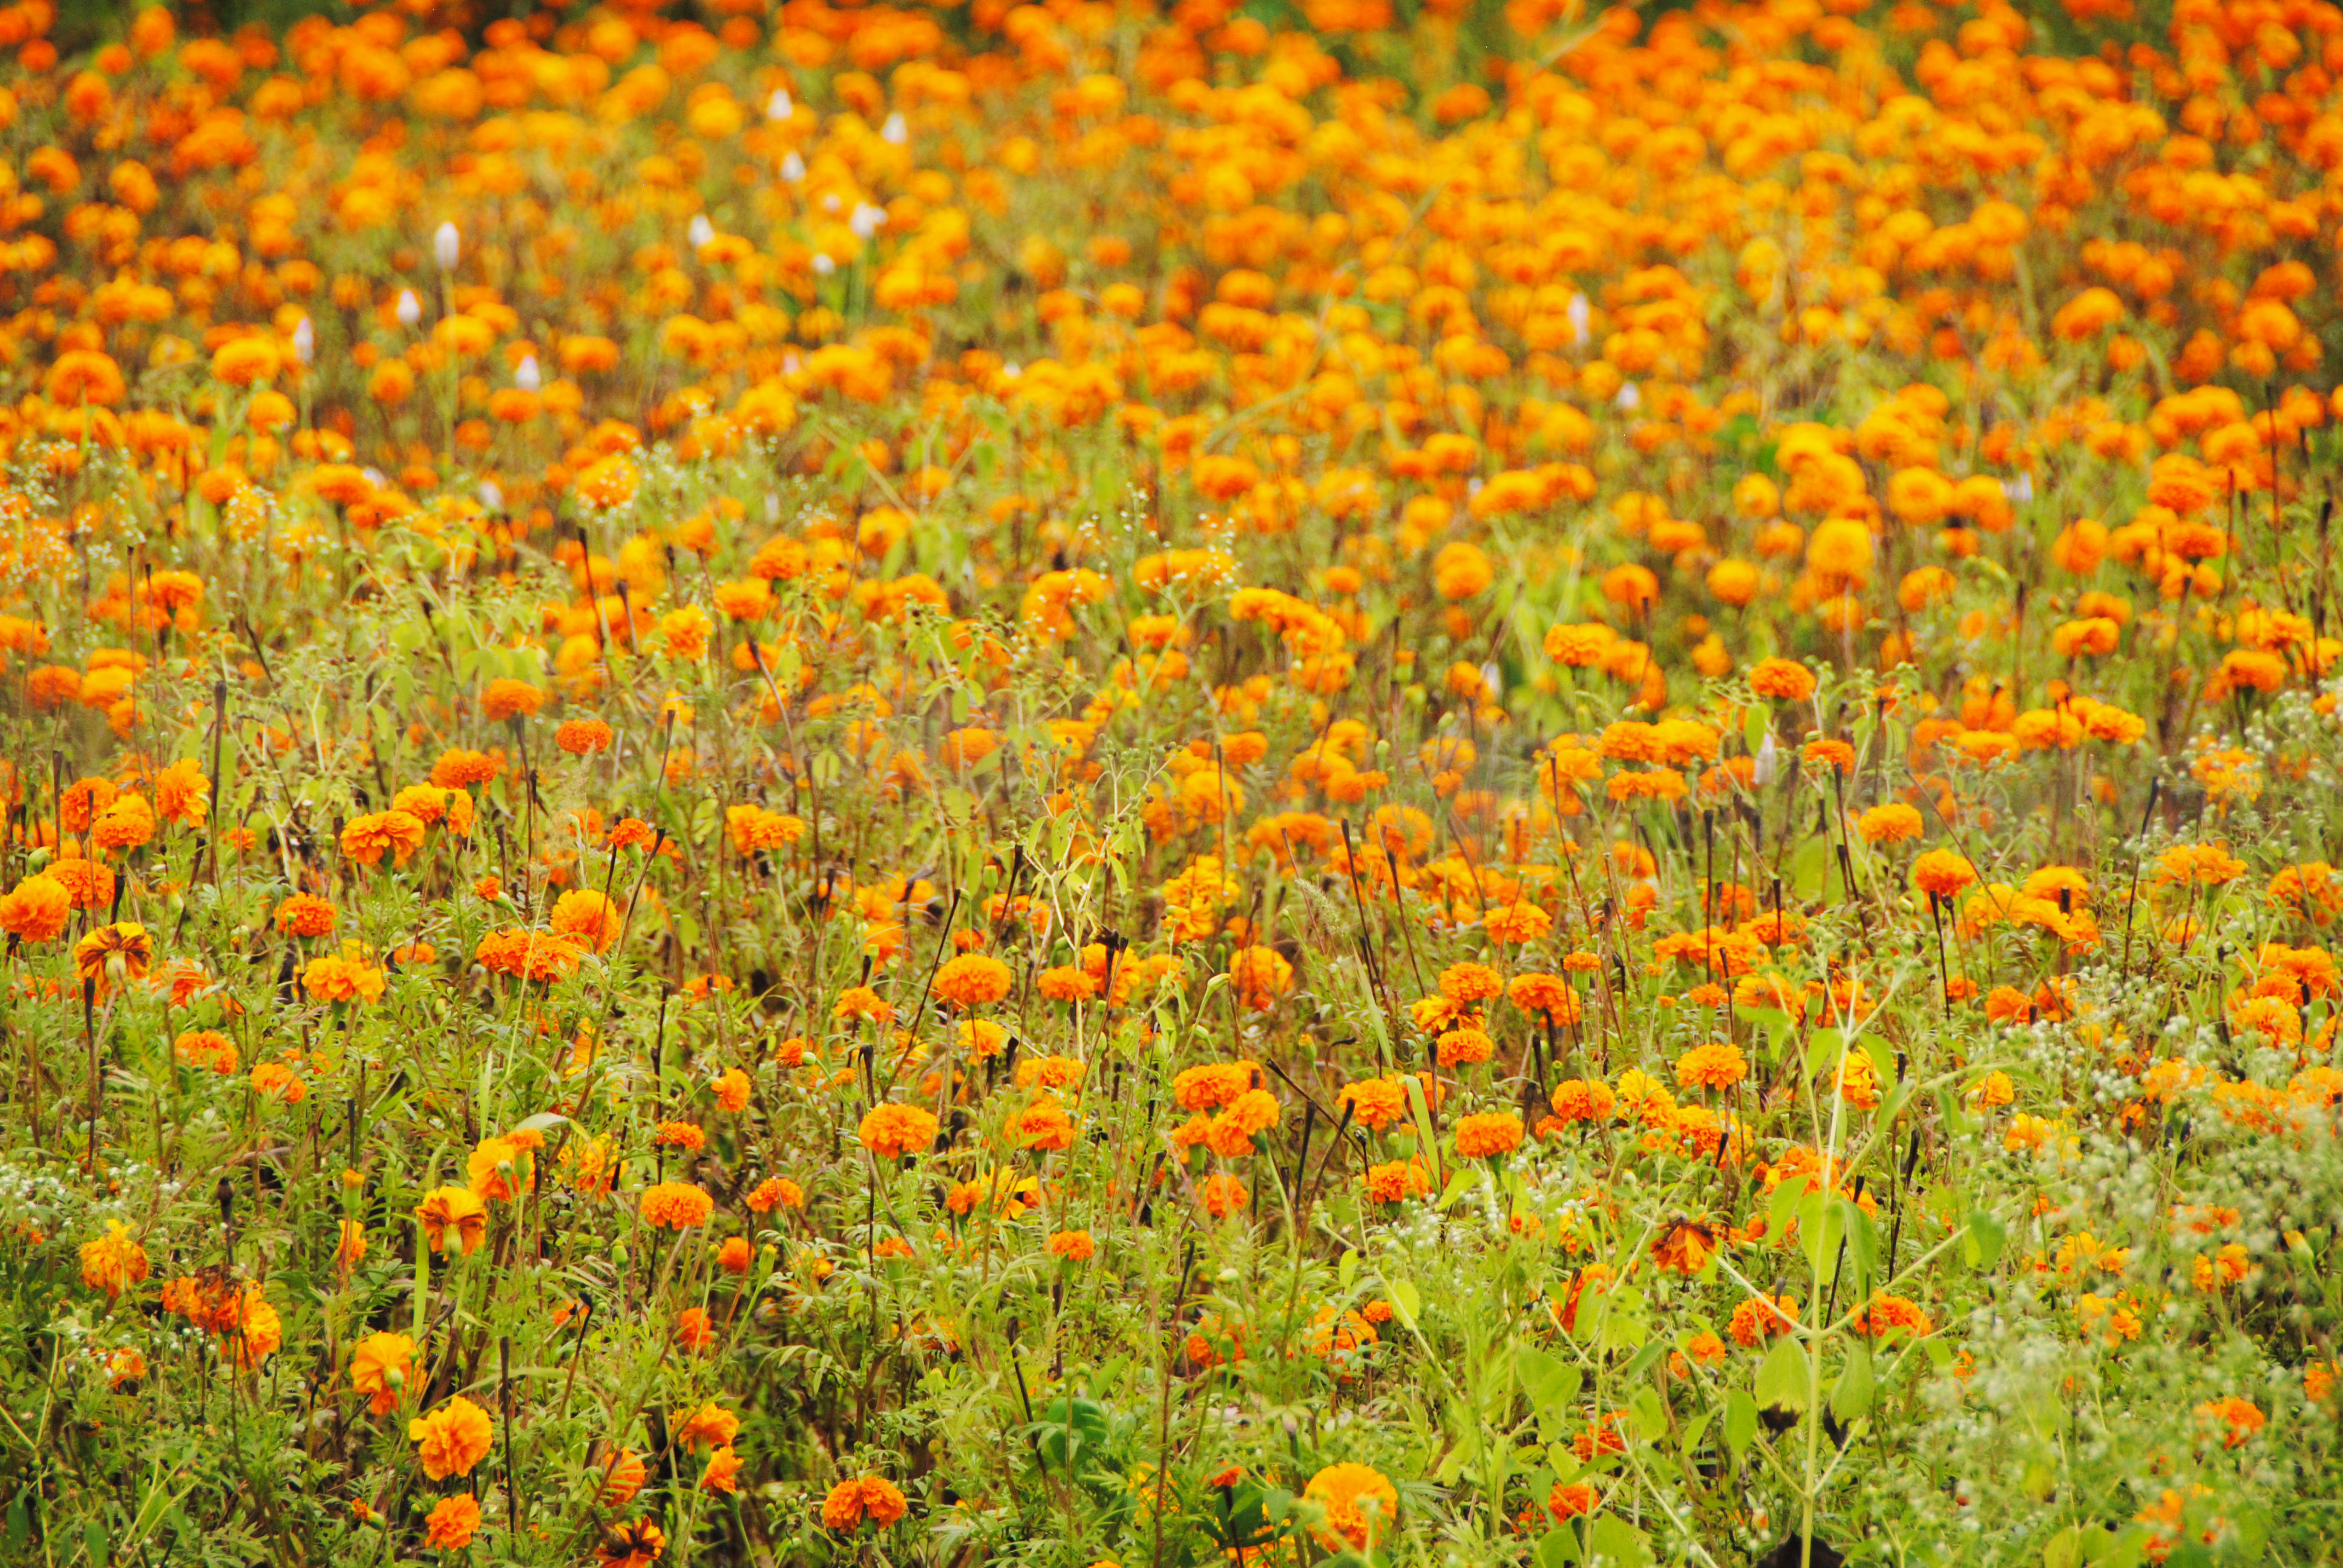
left=274, top=893, right=338, bottom=938
left=0, top=875, right=73, bottom=944
left=1911, top=849, right=1979, bottom=900
left=2195, top=1396, right=2266, bottom=1448
left=408, top=1396, right=494, bottom=1480
left=74, top=921, right=152, bottom=999
left=341, top=809, right=427, bottom=868
left=932, top=953, right=1013, bottom=1010
left=1455, top=1111, right=1524, bottom=1158
left=1302, top=1463, right=1398, bottom=1553
left=1437, top=961, right=1504, bottom=1004
left=1335, top=1076, right=1406, bottom=1131
left=424, top=1494, right=480, bottom=1551
left=556, top=718, right=614, bottom=755
left=1729, top=1293, right=1800, bottom=1347
left=1674, top=1042, right=1747, bottom=1091
left=1749, top=657, right=1817, bottom=702
left=78, top=1221, right=149, bottom=1299
left=415, top=1186, right=487, bottom=1253
left=821, top=1475, right=908, bottom=1532
left=480, top=678, right=545, bottom=721
left=859, top=1103, right=939, bottom=1159
left=350, top=1331, right=416, bottom=1415
left=641, top=1183, right=715, bottom=1229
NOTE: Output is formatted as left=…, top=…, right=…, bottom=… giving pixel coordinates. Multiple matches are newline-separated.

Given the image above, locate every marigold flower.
left=1911, top=850, right=1979, bottom=900
left=0, top=875, right=73, bottom=944
left=78, top=1221, right=149, bottom=1299
left=1337, top=1077, right=1408, bottom=1131
left=408, top=1395, right=494, bottom=1480
left=415, top=1186, right=487, bottom=1254
left=1749, top=657, right=1817, bottom=702
left=859, top=1103, right=939, bottom=1159
left=424, top=1494, right=480, bottom=1551
left=350, top=1332, right=415, bottom=1415
left=932, top=953, right=1013, bottom=1010
left=74, top=921, right=152, bottom=999
left=341, top=810, right=427, bottom=868
left=821, top=1475, right=908, bottom=1532
left=1302, top=1463, right=1398, bottom=1552
left=641, top=1182, right=715, bottom=1229
left=1674, top=1042, right=1747, bottom=1091
left=1455, top=1111, right=1524, bottom=1158
left=597, top=1518, right=665, bottom=1568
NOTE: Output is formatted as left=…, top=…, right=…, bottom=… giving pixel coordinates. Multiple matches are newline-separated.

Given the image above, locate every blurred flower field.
left=2, top=0, right=2343, bottom=1563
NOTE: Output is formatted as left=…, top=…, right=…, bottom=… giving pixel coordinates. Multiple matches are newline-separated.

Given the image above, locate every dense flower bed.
left=1, top=0, right=2341, bottom=1563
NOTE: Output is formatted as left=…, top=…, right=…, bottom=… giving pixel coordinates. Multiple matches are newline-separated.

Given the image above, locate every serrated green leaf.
left=1723, top=1389, right=1758, bottom=1456
left=1516, top=1347, right=1581, bottom=1416
left=1829, top=1343, right=1875, bottom=1423
left=1965, top=1207, right=2007, bottom=1271
left=1587, top=1514, right=1652, bottom=1568
left=1803, top=1027, right=1846, bottom=1081
left=1387, top=1277, right=1421, bottom=1331
left=1754, top=1334, right=1809, bottom=1412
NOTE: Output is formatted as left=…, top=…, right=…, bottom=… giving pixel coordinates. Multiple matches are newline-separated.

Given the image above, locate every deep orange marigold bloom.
left=1303, top=1463, right=1398, bottom=1552
left=1911, top=850, right=1979, bottom=900
left=1455, top=1111, right=1524, bottom=1158
left=932, top=953, right=1012, bottom=1010
left=480, top=678, right=544, bottom=721
left=821, top=1475, right=908, bottom=1532
left=1749, top=657, right=1817, bottom=702
left=341, top=810, right=426, bottom=868
left=858, top=1103, right=939, bottom=1159
left=555, top=718, right=614, bottom=755
left=641, top=1182, right=715, bottom=1229
left=408, top=1395, right=494, bottom=1480
left=698, top=1445, right=744, bottom=1495
left=349, top=1331, right=415, bottom=1415
left=424, top=1494, right=480, bottom=1551
left=1674, top=1042, right=1747, bottom=1091
left=79, top=1221, right=149, bottom=1299
left=415, top=1186, right=487, bottom=1254
left=74, top=921, right=152, bottom=999
left=274, top=893, right=338, bottom=938
left=1437, top=961, right=1503, bottom=1004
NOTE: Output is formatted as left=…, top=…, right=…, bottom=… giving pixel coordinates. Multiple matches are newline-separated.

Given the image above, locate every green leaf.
left=1754, top=1334, right=1809, bottom=1412
left=1516, top=1347, right=1581, bottom=1416
left=1964, top=1207, right=2008, bottom=1272
left=1829, top=1343, right=1875, bottom=1424
left=1435, top=1168, right=1475, bottom=1212
left=1743, top=705, right=1768, bottom=758
left=1768, top=1176, right=1809, bottom=1238
left=2045, top=1526, right=2088, bottom=1568
left=1587, top=1515, right=1653, bottom=1568
left=1803, top=1026, right=1846, bottom=1081
left=1628, top=1387, right=1668, bottom=1442
left=1403, top=1073, right=1439, bottom=1157
left=1338, top=1248, right=1359, bottom=1292
left=1386, top=1277, right=1421, bottom=1331
left=1538, top=1526, right=1584, bottom=1567
left=1838, top=1197, right=1881, bottom=1289
left=1723, top=1390, right=1758, bottom=1456
left=1861, top=1034, right=1897, bottom=1089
